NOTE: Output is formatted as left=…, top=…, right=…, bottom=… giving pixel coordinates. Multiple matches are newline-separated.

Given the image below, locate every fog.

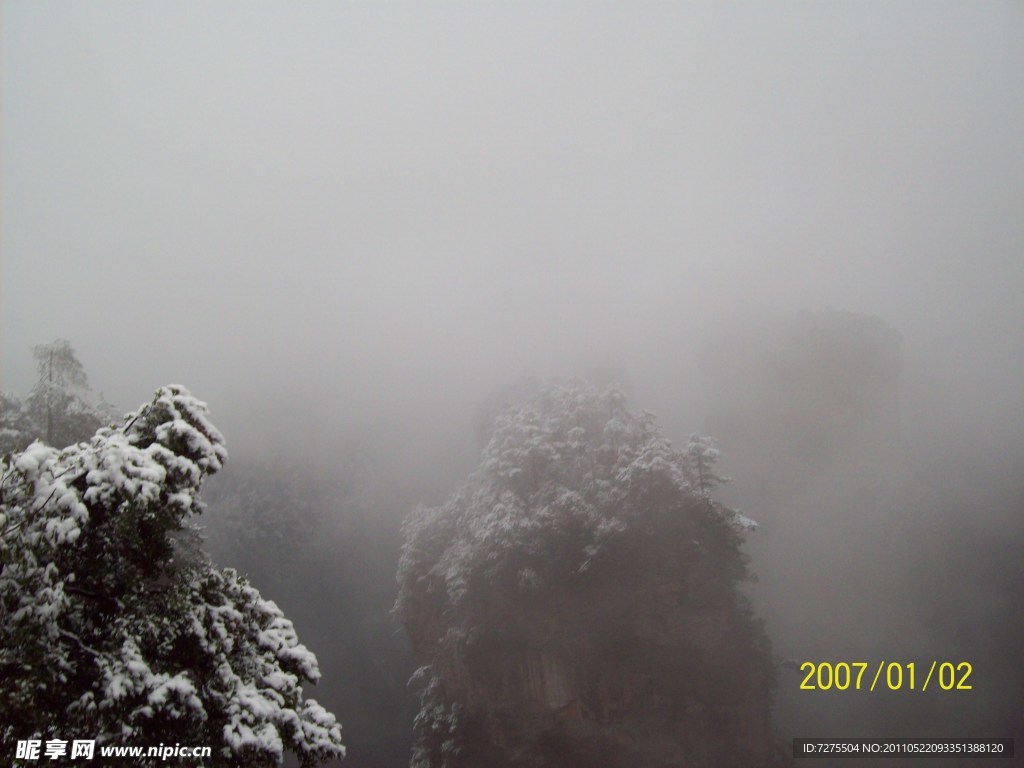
left=3, top=2, right=1022, bottom=765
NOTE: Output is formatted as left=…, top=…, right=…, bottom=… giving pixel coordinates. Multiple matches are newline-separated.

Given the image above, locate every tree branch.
left=59, top=628, right=102, bottom=658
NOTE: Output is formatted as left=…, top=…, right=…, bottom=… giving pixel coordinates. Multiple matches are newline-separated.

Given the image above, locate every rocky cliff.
left=396, top=383, right=775, bottom=768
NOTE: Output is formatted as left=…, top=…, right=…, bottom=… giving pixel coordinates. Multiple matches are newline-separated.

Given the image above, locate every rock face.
left=397, top=384, right=775, bottom=768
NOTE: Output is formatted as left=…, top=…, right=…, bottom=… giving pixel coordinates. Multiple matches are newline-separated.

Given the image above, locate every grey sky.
left=3, top=1, right=1022, bottom=448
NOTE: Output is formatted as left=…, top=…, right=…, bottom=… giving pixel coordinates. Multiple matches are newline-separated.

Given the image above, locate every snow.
left=14, top=446, right=45, bottom=473
left=397, top=381, right=759, bottom=635
left=731, top=511, right=760, bottom=531
left=0, top=386, right=343, bottom=763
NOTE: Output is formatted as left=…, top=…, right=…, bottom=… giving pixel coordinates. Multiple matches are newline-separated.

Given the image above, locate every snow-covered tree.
left=25, top=340, right=111, bottom=448
left=0, top=392, right=35, bottom=455
left=396, top=382, right=768, bottom=768
left=0, top=386, right=344, bottom=767
left=398, top=383, right=756, bottom=620
left=682, top=433, right=729, bottom=495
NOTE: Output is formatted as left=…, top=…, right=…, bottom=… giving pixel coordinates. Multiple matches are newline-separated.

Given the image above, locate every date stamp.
left=795, top=661, right=972, bottom=692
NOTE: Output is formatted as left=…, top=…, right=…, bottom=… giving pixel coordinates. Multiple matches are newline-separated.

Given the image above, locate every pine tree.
left=25, top=340, right=110, bottom=448
left=682, top=433, right=729, bottom=495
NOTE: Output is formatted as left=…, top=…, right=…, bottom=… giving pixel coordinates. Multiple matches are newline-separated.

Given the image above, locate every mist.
left=3, top=2, right=1022, bottom=765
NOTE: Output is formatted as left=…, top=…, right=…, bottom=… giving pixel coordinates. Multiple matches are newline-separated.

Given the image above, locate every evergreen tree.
left=0, top=392, right=35, bottom=455
left=682, top=433, right=729, bottom=495
left=0, top=386, right=344, bottom=767
left=25, top=340, right=110, bottom=447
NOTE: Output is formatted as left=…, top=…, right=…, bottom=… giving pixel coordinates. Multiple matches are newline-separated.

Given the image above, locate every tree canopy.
left=1, top=340, right=113, bottom=454
left=27, top=339, right=112, bottom=447
left=398, top=383, right=755, bottom=619
left=0, top=386, right=344, bottom=767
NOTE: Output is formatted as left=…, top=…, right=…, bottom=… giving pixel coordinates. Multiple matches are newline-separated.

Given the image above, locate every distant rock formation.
left=397, top=383, right=775, bottom=767
left=698, top=309, right=903, bottom=464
